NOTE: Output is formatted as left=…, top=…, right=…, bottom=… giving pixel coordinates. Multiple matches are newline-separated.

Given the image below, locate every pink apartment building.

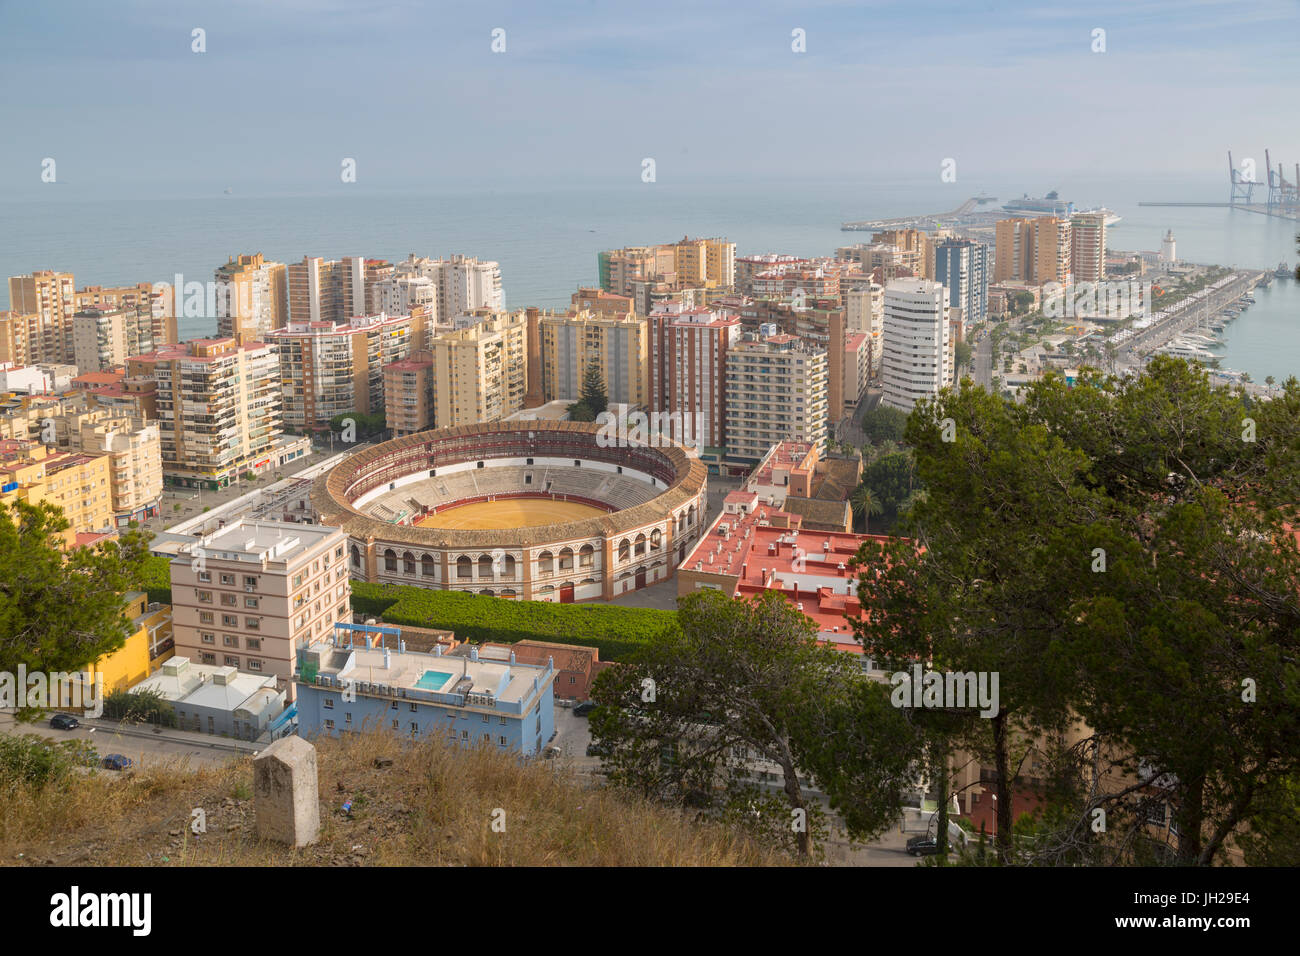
left=170, top=519, right=350, bottom=700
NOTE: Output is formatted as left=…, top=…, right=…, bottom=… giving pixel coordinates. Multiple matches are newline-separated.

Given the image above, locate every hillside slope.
left=0, top=730, right=789, bottom=867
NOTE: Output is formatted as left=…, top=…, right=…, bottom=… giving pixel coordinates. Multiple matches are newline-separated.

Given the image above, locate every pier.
left=1120, top=271, right=1263, bottom=365
left=841, top=195, right=997, bottom=231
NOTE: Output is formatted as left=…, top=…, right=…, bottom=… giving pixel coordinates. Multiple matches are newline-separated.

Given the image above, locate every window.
left=392, top=719, right=400, bottom=730
left=223, top=635, right=238, bottom=647
left=199, top=611, right=214, bottom=624
left=499, top=736, right=507, bottom=746
left=409, top=703, right=417, bottom=712
left=569, top=676, right=577, bottom=684
left=244, top=597, right=259, bottom=608
left=224, top=655, right=239, bottom=667
left=325, top=719, right=335, bottom=731
left=461, top=730, right=468, bottom=740
left=323, top=698, right=334, bottom=709
left=200, top=652, right=216, bottom=664
left=344, top=712, right=352, bottom=725
left=410, top=723, right=419, bottom=735
left=292, top=573, right=303, bottom=587
left=390, top=700, right=398, bottom=710
left=222, top=614, right=237, bottom=627
left=201, top=632, right=215, bottom=644
left=197, top=571, right=211, bottom=583
left=221, top=594, right=237, bottom=606
left=246, top=617, right=260, bottom=629
left=244, top=576, right=257, bottom=588
left=198, top=590, right=213, bottom=603
left=246, top=638, right=260, bottom=650
left=482, top=714, right=489, bottom=723
left=248, top=659, right=262, bottom=671
left=220, top=574, right=234, bottom=585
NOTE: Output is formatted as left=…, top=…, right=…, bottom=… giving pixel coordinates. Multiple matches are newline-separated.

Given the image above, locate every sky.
left=1, top=0, right=1298, bottom=199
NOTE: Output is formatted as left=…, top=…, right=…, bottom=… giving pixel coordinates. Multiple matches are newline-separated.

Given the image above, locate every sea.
left=2, top=174, right=1296, bottom=382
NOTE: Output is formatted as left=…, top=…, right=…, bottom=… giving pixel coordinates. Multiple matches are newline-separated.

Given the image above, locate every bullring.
left=310, top=420, right=709, bottom=602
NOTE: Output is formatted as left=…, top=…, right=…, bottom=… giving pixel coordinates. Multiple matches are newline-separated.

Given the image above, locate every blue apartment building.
left=934, top=238, right=990, bottom=328
left=296, top=623, right=556, bottom=755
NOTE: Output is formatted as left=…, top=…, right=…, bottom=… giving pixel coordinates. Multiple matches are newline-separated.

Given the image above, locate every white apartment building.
left=373, top=275, right=439, bottom=322
left=881, top=279, right=951, bottom=413
left=170, top=519, right=351, bottom=698
left=394, top=254, right=504, bottom=322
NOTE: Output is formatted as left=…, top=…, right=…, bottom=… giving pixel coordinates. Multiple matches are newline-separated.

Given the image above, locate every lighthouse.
left=1159, top=229, right=1177, bottom=264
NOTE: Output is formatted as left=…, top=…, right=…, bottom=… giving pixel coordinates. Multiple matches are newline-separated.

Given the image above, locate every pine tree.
left=579, top=363, right=609, bottom=418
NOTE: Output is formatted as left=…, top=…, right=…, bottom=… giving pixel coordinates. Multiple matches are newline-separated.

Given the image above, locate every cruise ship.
left=1002, top=191, right=1074, bottom=217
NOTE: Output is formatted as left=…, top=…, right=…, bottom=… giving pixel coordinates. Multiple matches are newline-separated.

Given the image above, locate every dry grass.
left=0, top=731, right=791, bottom=867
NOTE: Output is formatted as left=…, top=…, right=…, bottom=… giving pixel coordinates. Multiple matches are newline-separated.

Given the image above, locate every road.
left=0, top=712, right=254, bottom=771
left=974, top=333, right=993, bottom=390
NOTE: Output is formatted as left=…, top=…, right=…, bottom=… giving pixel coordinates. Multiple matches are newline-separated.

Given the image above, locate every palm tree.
left=850, top=485, right=884, bottom=533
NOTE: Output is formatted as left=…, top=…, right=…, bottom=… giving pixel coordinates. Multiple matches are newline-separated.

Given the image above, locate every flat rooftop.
left=305, top=631, right=554, bottom=711
left=181, top=518, right=341, bottom=565
left=684, top=505, right=870, bottom=582
left=749, top=440, right=814, bottom=486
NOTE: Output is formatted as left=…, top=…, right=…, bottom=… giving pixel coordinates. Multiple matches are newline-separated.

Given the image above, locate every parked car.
left=100, top=754, right=133, bottom=771
left=573, top=700, right=597, bottom=717
left=49, top=713, right=79, bottom=730
left=586, top=742, right=610, bottom=757
left=905, top=835, right=950, bottom=857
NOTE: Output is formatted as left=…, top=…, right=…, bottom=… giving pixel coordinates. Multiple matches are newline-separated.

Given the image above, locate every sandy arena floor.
left=416, top=496, right=609, bottom=529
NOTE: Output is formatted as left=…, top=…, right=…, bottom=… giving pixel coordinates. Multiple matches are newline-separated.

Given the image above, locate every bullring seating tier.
left=361, top=464, right=658, bottom=522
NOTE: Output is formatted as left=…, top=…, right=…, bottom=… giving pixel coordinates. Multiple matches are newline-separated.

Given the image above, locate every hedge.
left=349, top=582, right=675, bottom=662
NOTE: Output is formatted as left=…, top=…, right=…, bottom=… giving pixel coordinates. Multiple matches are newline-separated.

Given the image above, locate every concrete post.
left=253, top=736, right=320, bottom=847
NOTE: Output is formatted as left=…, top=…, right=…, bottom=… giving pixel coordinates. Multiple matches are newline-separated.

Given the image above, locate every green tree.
left=852, top=383, right=1104, bottom=864
left=1019, top=358, right=1300, bottom=865
left=861, top=450, right=917, bottom=514
left=0, top=501, right=150, bottom=673
left=566, top=401, right=596, bottom=422
left=579, top=362, right=609, bottom=417
left=589, top=589, right=921, bottom=858
left=854, top=358, right=1300, bottom=866
left=849, top=484, right=883, bottom=533
left=860, top=404, right=909, bottom=443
